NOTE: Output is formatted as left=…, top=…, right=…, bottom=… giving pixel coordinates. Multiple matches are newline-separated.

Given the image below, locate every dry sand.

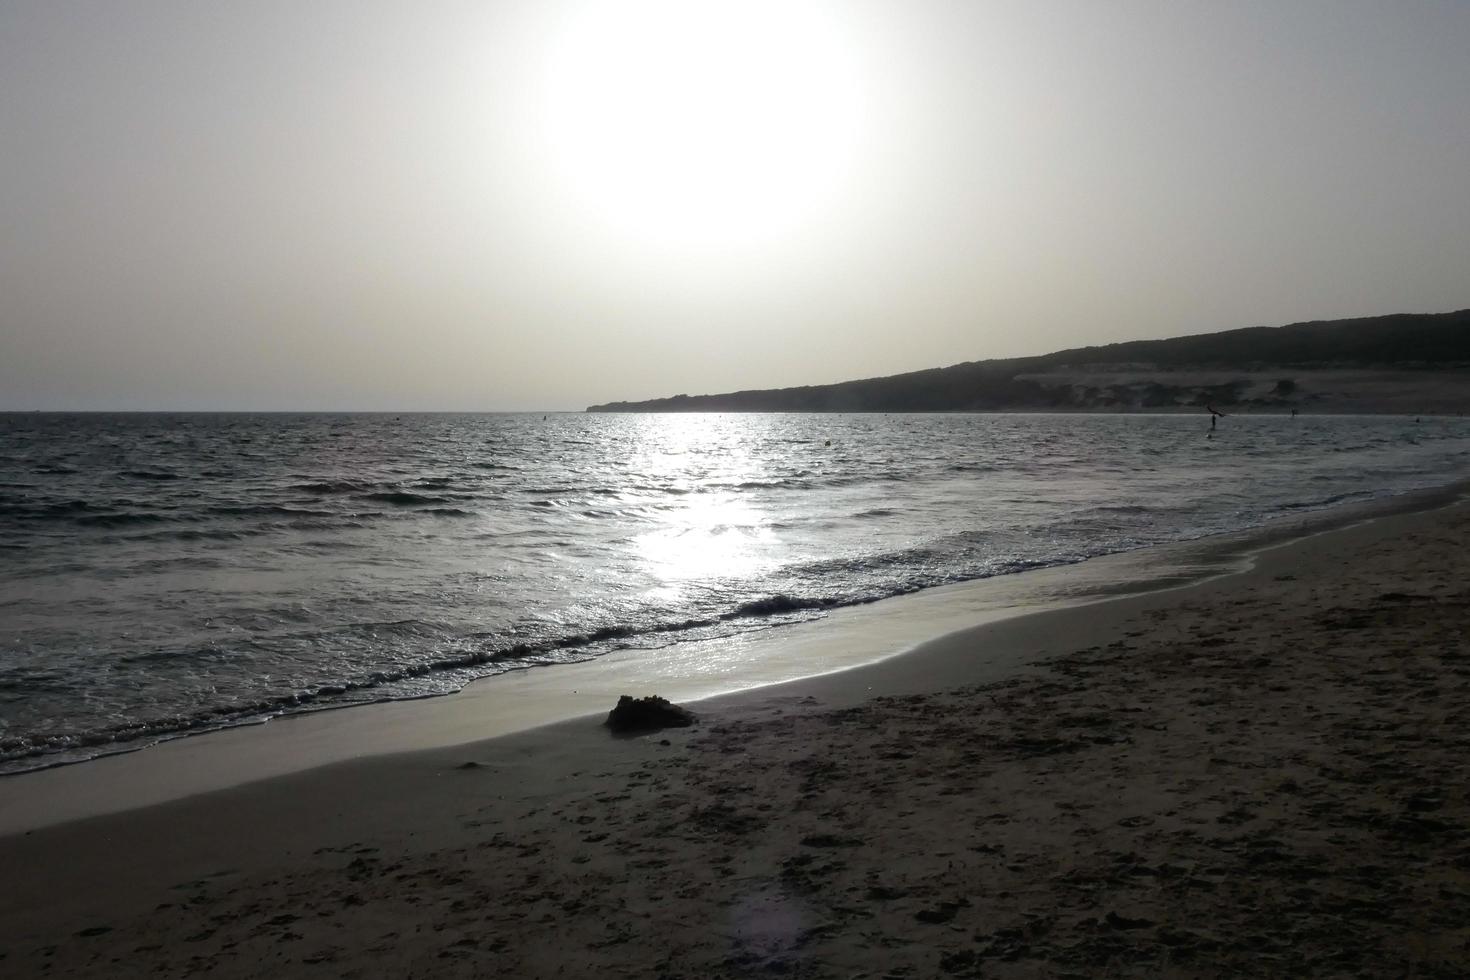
left=3, top=497, right=1469, bottom=977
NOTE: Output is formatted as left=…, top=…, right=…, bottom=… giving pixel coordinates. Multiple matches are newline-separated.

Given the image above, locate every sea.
left=2, top=411, right=1467, bottom=774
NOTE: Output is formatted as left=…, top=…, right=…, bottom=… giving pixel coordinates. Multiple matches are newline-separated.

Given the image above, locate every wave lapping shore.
left=2, top=484, right=1468, bottom=977
left=2, top=411, right=1468, bottom=772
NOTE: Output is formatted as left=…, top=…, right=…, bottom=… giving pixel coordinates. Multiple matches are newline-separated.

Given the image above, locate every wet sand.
left=3, top=496, right=1469, bottom=977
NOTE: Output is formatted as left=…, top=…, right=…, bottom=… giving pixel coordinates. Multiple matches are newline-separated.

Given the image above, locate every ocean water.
left=1, top=411, right=1467, bottom=773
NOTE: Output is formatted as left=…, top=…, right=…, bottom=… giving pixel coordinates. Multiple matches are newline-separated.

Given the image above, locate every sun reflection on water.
left=635, top=491, right=777, bottom=582
left=627, top=416, right=782, bottom=585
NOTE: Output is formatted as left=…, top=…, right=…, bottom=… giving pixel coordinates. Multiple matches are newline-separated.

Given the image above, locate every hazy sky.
left=2, top=1, right=1467, bottom=410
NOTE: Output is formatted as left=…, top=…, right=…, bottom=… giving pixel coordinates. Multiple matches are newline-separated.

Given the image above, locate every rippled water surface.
left=2, top=411, right=1467, bottom=771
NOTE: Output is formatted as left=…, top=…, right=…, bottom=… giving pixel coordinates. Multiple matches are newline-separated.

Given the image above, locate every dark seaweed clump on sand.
left=604, top=695, right=696, bottom=734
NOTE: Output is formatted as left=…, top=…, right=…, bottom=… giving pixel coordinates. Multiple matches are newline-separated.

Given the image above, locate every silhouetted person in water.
left=1206, top=404, right=1227, bottom=432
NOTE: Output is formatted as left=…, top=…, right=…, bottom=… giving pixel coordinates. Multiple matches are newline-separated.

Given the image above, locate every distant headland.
left=587, top=309, right=1470, bottom=414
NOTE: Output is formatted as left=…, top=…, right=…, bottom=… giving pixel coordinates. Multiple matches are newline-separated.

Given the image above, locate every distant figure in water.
left=1290, top=408, right=1299, bottom=418
left=1206, top=404, right=1227, bottom=431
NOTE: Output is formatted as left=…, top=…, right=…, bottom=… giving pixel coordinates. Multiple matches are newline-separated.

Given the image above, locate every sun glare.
left=538, top=0, right=868, bottom=253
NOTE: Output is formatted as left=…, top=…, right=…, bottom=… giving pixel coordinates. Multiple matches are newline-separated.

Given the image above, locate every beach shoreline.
left=7, top=411, right=1466, bottom=790
left=2, top=480, right=1462, bottom=833
left=3, top=486, right=1469, bottom=976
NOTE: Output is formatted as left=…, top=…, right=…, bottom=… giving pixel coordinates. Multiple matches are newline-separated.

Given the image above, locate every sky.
left=2, top=1, right=1467, bottom=411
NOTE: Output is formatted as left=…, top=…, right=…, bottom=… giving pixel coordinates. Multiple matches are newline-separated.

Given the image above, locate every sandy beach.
left=4, top=494, right=1470, bottom=978
left=8, top=3, right=1470, bottom=977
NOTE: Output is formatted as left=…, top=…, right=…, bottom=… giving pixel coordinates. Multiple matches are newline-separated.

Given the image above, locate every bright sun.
left=538, top=1, right=868, bottom=253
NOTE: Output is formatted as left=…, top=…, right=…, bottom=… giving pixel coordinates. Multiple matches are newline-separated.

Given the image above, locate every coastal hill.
left=587, top=309, right=1470, bottom=414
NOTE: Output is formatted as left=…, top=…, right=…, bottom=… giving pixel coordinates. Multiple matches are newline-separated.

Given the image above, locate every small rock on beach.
left=604, top=695, right=696, bottom=734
